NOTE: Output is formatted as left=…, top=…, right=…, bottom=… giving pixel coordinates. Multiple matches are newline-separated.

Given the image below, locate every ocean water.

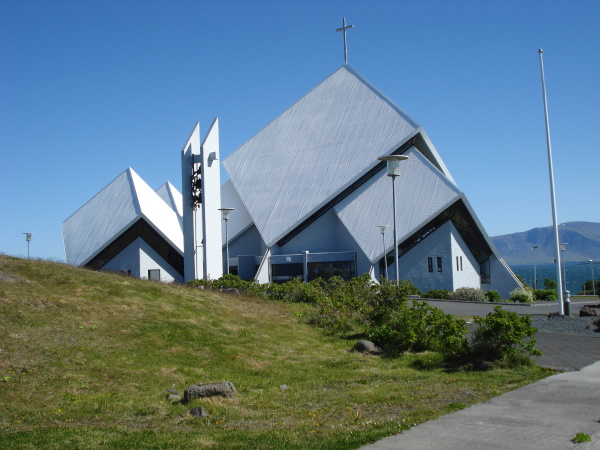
left=510, top=261, right=598, bottom=293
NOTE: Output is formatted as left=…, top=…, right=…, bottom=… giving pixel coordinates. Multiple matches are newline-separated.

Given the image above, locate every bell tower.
left=181, top=119, right=223, bottom=282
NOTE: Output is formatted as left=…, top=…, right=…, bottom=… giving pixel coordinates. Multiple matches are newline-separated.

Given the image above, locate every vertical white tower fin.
left=200, top=118, right=223, bottom=279
left=181, top=123, right=203, bottom=282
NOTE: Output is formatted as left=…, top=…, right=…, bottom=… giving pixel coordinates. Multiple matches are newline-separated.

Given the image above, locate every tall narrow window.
left=460, top=256, right=463, bottom=271
left=456, top=256, right=459, bottom=271
left=427, top=257, right=433, bottom=273
left=437, top=257, right=442, bottom=272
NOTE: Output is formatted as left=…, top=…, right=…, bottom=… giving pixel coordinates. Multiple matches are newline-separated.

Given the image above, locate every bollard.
left=563, top=290, right=570, bottom=317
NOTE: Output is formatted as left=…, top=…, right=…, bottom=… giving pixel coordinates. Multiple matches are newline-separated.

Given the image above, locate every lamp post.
left=22, top=233, right=33, bottom=259
left=590, top=259, right=596, bottom=296
left=560, top=242, right=570, bottom=316
left=378, top=154, right=409, bottom=286
left=377, top=225, right=389, bottom=281
left=532, top=244, right=538, bottom=290
left=218, top=208, right=234, bottom=275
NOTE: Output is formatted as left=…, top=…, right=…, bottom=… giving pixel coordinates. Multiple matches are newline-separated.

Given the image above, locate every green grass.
left=0, top=255, right=552, bottom=449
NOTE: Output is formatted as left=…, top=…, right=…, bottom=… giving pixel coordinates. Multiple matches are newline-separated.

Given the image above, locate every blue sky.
left=1, top=0, right=598, bottom=260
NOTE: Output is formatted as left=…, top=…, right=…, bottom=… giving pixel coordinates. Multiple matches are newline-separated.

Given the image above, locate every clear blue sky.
left=1, top=0, right=598, bottom=261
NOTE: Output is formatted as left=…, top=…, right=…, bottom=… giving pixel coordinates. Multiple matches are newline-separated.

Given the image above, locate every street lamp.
left=218, top=208, right=234, bottom=275
left=590, top=259, right=596, bottom=296
left=559, top=242, right=570, bottom=316
left=532, top=244, right=538, bottom=290
left=378, top=154, right=409, bottom=286
left=377, top=225, right=389, bottom=281
left=22, top=233, right=33, bottom=259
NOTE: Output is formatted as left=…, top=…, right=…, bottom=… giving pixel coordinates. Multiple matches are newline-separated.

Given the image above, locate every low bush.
left=368, top=301, right=468, bottom=358
left=470, top=306, right=541, bottom=361
left=533, top=289, right=557, bottom=302
left=422, top=289, right=452, bottom=300
left=449, top=287, right=486, bottom=302
left=484, top=290, right=502, bottom=302
left=509, top=288, right=534, bottom=303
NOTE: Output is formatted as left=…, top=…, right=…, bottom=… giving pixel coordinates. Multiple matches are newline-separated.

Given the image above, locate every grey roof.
left=223, top=65, right=420, bottom=248
left=334, top=147, right=461, bottom=263
left=62, top=168, right=183, bottom=267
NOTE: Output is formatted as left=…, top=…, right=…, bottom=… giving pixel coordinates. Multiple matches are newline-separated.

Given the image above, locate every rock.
left=166, top=388, right=181, bottom=395
left=221, top=288, right=240, bottom=296
left=184, top=382, right=237, bottom=402
left=586, top=319, right=600, bottom=332
left=279, top=384, right=289, bottom=391
left=189, top=406, right=208, bottom=417
left=580, top=306, right=598, bottom=317
left=352, top=340, right=382, bottom=355
left=166, top=394, right=182, bottom=403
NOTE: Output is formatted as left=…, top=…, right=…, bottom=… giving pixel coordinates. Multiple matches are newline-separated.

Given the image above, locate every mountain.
left=491, top=222, right=600, bottom=265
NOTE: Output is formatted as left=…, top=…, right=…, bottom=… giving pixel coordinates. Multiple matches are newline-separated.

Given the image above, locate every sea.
left=510, top=261, right=597, bottom=293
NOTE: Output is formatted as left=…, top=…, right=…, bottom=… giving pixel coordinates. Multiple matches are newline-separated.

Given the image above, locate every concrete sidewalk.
left=361, top=360, right=600, bottom=450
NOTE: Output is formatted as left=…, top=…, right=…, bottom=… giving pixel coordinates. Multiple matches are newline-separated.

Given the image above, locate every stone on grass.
left=279, top=384, right=289, bottom=391
left=189, top=406, right=209, bottom=417
left=166, top=388, right=181, bottom=395
left=221, top=288, right=241, bottom=296
left=184, top=382, right=237, bottom=402
left=579, top=306, right=598, bottom=317
left=167, top=394, right=182, bottom=403
left=352, top=340, right=382, bottom=355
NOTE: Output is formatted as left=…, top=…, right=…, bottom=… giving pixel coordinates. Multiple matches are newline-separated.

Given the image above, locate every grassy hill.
left=0, top=255, right=550, bottom=449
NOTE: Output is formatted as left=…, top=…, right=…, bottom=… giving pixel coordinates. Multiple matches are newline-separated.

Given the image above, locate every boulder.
left=579, top=306, right=598, bottom=317
left=586, top=319, right=600, bottom=332
left=166, top=388, right=181, bottom=395
left=352, top=340, right=382, bottom=355
left=184, top=382, right=237, bottom=402
left=166, top=394, right=182, bottom=403
left=189, top=406, right=209, bottom=417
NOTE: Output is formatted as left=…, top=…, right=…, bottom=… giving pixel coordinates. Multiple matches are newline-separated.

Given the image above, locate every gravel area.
left=530, top=315, right=600, bottom=337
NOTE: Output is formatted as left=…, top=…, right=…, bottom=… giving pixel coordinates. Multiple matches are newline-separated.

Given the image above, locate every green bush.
left=509, top=288, right=534, bottom=303
left=423, top=289, right=452, bottom=300
left=484, top=290, right=502, bottom=302
left=449, top=287, right=486, bottom=302
left=368, top=301, right=468, bottom=358
left=543, top=278, right=557, bottom=290
left=534, top=289, right=557, bottom=302
left=470, top=306, right=541, bottom=361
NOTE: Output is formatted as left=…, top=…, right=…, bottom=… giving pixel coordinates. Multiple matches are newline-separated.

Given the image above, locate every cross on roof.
left=335, top=17, right=354, bottom=64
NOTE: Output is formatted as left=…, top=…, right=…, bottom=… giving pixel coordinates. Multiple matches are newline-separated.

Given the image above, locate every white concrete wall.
left=486, top=254, right=522, bottom=299
left=101, top=238, right=142, bottom=278
left=200, top=118, right=223, bottom=280
left=101, top=237, right=183, bottom=283
left=398, top=221, right=454, bottom=292
left=449, top=223, right=480, bottom=290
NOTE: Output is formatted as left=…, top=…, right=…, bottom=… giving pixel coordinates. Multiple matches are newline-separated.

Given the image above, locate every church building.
left=62, top=64, right=521, bottom=297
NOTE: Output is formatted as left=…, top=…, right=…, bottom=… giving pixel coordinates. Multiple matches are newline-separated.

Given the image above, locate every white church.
left=62, top=64, right=522, bottom=297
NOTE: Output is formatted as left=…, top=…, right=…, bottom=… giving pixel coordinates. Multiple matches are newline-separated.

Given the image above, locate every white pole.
left=392, top=177, right=399, bottom=286
left=538, top=49, right=564, bottom=315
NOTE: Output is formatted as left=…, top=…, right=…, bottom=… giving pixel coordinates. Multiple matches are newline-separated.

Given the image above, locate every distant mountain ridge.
left=491, top=222, right=600, bottom=265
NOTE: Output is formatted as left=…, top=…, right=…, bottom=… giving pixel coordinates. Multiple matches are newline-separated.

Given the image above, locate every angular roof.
left=223, top=65, right=421, bottom=248
left=156, top=182, right=183, bottom=219
left=334, top=147, right=462, bottom=262
left=62, top=168, right=183, bottom=267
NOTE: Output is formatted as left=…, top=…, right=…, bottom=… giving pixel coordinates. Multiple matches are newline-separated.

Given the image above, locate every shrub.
left=470, top=306, right=541, bottom=361
left=534, top=289, right=557, bottom=302
left=449, top=287, right=486, bottom=302
left=484, top=290, right=502, bottom=302
left=543, top=278, right=557, bottom=290
left=509, top=288, right=534, bottom=303
left=423, top=289, right=451, bottom=300
left=368, top=301, right=468, bottom=358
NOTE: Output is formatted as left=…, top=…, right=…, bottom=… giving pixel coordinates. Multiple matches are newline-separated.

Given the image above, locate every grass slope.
left=0, top=255, right=551, bottom=449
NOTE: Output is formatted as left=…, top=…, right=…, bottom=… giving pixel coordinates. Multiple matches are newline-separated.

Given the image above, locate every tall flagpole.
left=538, top=49, right=565, bottom=316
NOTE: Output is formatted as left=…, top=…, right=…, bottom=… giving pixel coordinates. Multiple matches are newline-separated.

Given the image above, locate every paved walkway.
left=360, top=300, right=600, bottom=450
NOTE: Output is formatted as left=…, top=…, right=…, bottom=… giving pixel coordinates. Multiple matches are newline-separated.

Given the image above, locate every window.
left=428, top=257, right=433, bottom=273
left=437, top=257, right=442, bottom=272
left=148, top=269, right=161, bottom=281
left=456, top=256, right=459, bottom=271
left=460, top=256, right=463, bottom=271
